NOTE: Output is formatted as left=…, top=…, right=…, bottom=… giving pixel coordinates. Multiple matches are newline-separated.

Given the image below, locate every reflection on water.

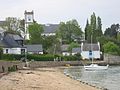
left=64, top=66, right=120, bottom=90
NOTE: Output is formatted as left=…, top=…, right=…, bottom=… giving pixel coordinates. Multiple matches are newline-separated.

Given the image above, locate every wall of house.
left=3, top=48, right=26, bottom=54
left=81, top=51, right=100, bottom=59
left=41, top=33, right=56, bottom=36
left=62, top=52, right=70, bottom=56
left=27, top=51, right=43, bottom=54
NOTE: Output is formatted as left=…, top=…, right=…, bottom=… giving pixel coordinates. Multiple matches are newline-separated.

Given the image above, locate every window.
left=21, top=49, right=25, bottom=54
left=6, top=49, right=8, bottom=54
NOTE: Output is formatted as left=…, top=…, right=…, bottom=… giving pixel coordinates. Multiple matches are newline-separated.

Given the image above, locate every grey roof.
left=0, top=21, right=7, bottom=26
left=82, top=43, right=99, bottom=51
left=13, top=35, right=23, bottom=40
left=24, top=45, right=43, bottom=52
left=43, top=24, right=59, bottom=33
left=61, top=45, right=69, bottom=52
left=2, top=34, right=24, bottom=48
left=72, top=48, right=81, bottom=53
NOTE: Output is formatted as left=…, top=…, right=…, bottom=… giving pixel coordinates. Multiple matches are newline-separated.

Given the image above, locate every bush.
left=61, top=55, right=81, bottom=61
left=0, top=54, right=82, bottom=61
left=0, top=54, right=55, bottom=61
left=27, top=54, right=54, bottom=61
left=1, top=54, right=24, bottom=61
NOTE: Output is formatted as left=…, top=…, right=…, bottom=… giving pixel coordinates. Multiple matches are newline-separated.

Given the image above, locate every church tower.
left=24, top=10, right=34, bottom=40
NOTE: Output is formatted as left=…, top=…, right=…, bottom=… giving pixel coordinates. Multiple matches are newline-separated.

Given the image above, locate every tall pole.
left=91, top=35, right=93, bottom=64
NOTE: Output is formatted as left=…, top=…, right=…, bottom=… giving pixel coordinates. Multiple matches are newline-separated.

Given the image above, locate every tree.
left=84, top=19, right=89, bottom=40
left=85, top=13, right=103, bottom=43
left=104, top=24, right=119, bottom=39
left=84, top=19, right=91, bottom=43
left=57, top=19, right=83, bottom=44
left=28, top=22, right=44, bottom=44
left=90, top=12, right=96, bottom=43
left=68, top=42, right=79, bottom=52
left=96, top=16, right=103, bottom=37
left=42, top=36, right=59, bottom=53
left=5, top=17, right=20, bottom=31
left=103, top=41, right=120, bottom=55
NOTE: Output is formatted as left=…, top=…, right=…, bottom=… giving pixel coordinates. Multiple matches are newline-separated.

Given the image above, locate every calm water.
left=64, top=66, right=120, bottom=90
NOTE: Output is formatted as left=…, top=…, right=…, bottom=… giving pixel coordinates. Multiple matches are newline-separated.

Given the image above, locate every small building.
left=72, top=47, right=81, bottom=55
left=41, top=24, right=59, bottom=36
left=0, top=33, right=26, bottom=54
left=61, top=45, right=70, bottom=56
left=24, top=45, right=43, bottom=54
left=81, top=42, right=100, bottom=59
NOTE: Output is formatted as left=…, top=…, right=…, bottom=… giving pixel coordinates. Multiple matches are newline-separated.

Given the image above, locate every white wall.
left=81, top=51, right=100, bottom=59
left=28, top=51, right=43, bottom=54
left=62, top=52, right=70, bottom=56
left=3, top=48, right=26, bottom=54
left=41, top=33, right=56, bottom=36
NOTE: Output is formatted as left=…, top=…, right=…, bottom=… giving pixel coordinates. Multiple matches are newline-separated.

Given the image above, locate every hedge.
left=0, top=54, right=81, bottom=61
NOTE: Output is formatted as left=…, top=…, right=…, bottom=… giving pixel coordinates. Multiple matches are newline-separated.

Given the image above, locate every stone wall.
left=104, top=54, right=120, bottom=64
left=0, top=61, right=82, bottom=72
left=0, top=61, right=24, bottom=73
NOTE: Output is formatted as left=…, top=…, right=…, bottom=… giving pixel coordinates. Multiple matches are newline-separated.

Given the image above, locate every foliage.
left=57, top=19, right=83, bottom=44
left=0, top=47, right=3, bottom=59
left=103, top=41, right=120, bottom=55
left=104, top=24, right=119, bottom=39
left=68, top=42, right=80, bottom=52
left=61, top=55, right=81, bottom=61
left=28, top=22, right=44, bottom=44
left=42, top=36, right=59, bottom=53
left=85, top=13, right=103, bottom=43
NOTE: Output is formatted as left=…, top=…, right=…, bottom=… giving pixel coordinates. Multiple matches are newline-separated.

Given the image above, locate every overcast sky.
left=0, top=0, right=120, bottom=31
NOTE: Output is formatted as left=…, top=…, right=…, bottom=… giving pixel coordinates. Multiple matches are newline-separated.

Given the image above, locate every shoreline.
left=0, top=67, right=99, bottom=90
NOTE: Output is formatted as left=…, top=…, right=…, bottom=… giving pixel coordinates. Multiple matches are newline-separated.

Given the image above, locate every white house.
left=81, top=42, right=101, bottom=59
left=0, top=33, right=26, bottom=54
left=24, top=45, right=43, bottom=54
left=72, top=47, right=81, bottom=55
left=61, top=45, right=70, bottom=56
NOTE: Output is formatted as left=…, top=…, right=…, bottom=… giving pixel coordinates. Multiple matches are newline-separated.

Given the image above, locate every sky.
left=0, top=0, right=120, bottom=32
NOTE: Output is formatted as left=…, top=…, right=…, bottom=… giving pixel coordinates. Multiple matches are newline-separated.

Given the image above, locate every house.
left=0, top=33, right=26, bottom=54
left=41, top=24, right=59, bottom=36
left=72, top=47, right=81, bottom=55
left=24, top=45, right=43, bottom=54
left=61, top=45, right=70, bottom=56
left=81, top=42, right=100, bottom=59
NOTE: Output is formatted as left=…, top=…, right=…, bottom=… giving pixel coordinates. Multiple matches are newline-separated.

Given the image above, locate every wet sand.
left=0, top=67, right=98, bottom=90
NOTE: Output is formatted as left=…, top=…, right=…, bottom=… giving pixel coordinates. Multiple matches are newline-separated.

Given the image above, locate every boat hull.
left=84, top=64, right=109, bottom=70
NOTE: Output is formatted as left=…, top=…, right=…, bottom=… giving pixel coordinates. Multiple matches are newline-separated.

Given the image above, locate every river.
left=64, top=66, right=120, bottom=90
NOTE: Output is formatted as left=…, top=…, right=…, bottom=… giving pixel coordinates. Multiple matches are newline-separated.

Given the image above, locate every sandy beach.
left=0, top=67, right=98, bottom=90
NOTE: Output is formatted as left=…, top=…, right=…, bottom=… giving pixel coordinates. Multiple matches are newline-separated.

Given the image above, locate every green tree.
left=42, top=36, right=59, bottom=53
left=84, top=19, right=91, bottom=43
left=57, top=19, right=83, bottom=44
left=85, top=13, right=103, bottom=43
left=103, top=41, right=120, bottom=55
left=90, top=12, right=96, bottom=43
left=84, top=19, right=89, bottom=40
left=68, top=42, right=79, bottom=52
left=104, top=24, right=119, bottom=39
left=28, top=22, right=44, bottom=44
left=96, top=16, right=103, bottom=37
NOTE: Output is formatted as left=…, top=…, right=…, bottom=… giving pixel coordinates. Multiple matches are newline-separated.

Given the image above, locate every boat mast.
left=91, top=35, right=93, bottom=64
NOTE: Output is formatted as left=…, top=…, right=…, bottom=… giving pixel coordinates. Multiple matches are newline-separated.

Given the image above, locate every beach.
left=0, top=67, right=98, bottom=90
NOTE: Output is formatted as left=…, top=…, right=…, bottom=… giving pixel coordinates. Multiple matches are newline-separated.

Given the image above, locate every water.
left=64, top=66, right=120, bottom=90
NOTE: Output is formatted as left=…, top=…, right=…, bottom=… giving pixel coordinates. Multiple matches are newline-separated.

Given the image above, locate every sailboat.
left=84, top=35, right=109, bottom=70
